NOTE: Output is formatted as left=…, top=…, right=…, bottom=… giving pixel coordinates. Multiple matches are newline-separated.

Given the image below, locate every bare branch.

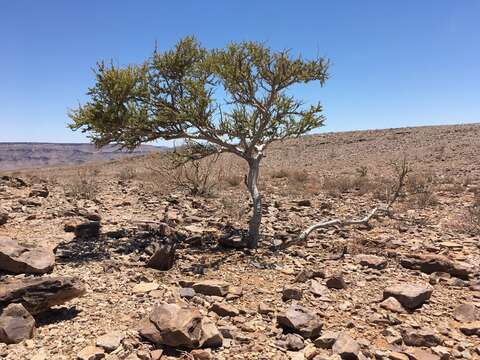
left=284, top=156, right=411, bottom=249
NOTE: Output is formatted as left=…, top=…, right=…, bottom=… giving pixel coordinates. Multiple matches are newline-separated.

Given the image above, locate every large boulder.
left=277, top=305, right=323, bottom=339
left=400, top=253, right=475, bottom=280
left=0, top=276, right=86, bottom=315
left=0, top=237, right=55, bottom=274
left=0, top=303, right=35, bottom=344
left=146, top=243, right=176, bottom=271
left=139, top=303, right=222, bottom=349
left=383, top=283, right=433, bottom=310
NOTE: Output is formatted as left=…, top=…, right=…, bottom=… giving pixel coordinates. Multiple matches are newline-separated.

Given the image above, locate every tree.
left=69, top=37, right=329, bottom=249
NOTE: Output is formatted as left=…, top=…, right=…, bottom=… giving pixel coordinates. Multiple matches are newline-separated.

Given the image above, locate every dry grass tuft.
left=63, top=171, right=99, bottom=200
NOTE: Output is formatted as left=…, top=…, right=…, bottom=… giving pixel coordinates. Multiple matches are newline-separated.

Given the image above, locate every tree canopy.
left=70, top=37, right=329, bottom=160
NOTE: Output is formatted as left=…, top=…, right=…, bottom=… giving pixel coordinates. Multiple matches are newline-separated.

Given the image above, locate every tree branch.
left=282, top=156, right=411, bottom=249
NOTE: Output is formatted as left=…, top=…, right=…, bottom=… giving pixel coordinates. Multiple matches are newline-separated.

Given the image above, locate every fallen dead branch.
left=285, top=156, right=411, bottom=249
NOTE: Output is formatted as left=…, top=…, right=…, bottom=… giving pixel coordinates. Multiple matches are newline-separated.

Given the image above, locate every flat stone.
left=285, top=333, right=305, bottom=350
left=404, top=348, right=440, bottom=360
left=355, top=254, right=387, bottom=269
left=383, top=283, right=433, bottom=309
left=210, top=302, right=239, bottom=317
left=96, top=331, right=125, bottom=352
left=179, top=287, right=196, bottom=299
left=150, top=349, right=163, bottom=360
left=132, top=282, right=159, bottom=294
left=401, top=328, right=442, bottom=347
left=400, top=253, right=474, bottom=280
left=453, top=303, right=478, bottom=323
left=0, top=276, right=86, bottom=315
left=380, top=297, right=407, bottom=313
left=459, top=321, right=480, bottom=336
left=192, top=280, right=230, bottom=297
left=310, top=280, right=330, bottom=297
left=76, top=345, right=105, bottom=360
left=258, top=302, right=274, bottom=315
left=190, top=349, right=212, bottom=360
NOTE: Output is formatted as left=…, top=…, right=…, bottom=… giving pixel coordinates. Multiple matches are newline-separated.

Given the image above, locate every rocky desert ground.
left=0, top=123, right=479, bottom=360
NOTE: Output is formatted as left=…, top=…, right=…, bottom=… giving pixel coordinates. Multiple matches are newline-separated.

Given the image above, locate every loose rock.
left=139, top=303, right=222, bottom=348
left=383, top=283, right=433, bottom=309
left=332, top=333, right=360, bottom=360
left=0, top=304, right=35, bottom=344
left=146, top=243, right=176, bottom=271
left=277, top=305, right=323, bottom=339
left=192, top=280, right=230, bottom=297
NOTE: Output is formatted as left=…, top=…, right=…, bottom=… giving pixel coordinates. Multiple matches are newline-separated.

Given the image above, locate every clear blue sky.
left=1, top=0, right=479, bottom=143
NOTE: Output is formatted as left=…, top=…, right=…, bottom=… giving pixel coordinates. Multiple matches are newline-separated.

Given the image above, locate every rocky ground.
left=0, top=124, right=479, bottom=360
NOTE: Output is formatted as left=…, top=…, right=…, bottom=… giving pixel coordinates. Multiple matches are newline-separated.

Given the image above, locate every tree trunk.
left=246, top=158, right=262, bottom=248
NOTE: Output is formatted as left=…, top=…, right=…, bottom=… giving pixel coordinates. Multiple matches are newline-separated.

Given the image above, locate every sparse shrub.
left=64, top=171, right=99, bottom=200
left=220, top=196, right=248, bottom=222
left=323, top=174, right=354, bottom=197
left=118, top=167, right=136, bottom=181
left=225, top=174, right=242, bottom=187
left=413, top=190, right=438, bottom=208
left=451, top=191, right=480, bottom=235
left=355, top=165, right=368, bottom=178
left=290, top=169, right=309, bottom=184
left=371, top=177, right=395, bottom=202
left=465, top=191, right=480, bottom=232
left=271, top=168, right=290, bottom=179
left=406, top=172, right=438, bottom=208
left=173, top=156, right=222, bottom=197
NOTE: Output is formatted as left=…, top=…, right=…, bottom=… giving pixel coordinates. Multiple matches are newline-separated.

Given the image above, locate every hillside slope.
left=0, top=143, right=166, bottom=171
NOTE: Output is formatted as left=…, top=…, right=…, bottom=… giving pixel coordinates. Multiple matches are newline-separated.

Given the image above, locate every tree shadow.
left=55, top=230, right=160, bottom=264
left=54, top=223, right=278, bottom=266
left=35, top=306, right=81, bottom=326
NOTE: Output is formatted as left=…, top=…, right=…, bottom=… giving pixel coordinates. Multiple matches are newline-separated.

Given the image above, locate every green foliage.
left=69, top=36, right=329, bottom=158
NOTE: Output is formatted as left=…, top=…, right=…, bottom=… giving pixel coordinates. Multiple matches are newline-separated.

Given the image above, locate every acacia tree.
left=69, top=37, right=329, bottom=249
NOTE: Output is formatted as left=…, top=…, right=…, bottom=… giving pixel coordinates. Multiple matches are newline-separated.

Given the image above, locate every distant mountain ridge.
left=0, top=143, right=168, bottom=171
